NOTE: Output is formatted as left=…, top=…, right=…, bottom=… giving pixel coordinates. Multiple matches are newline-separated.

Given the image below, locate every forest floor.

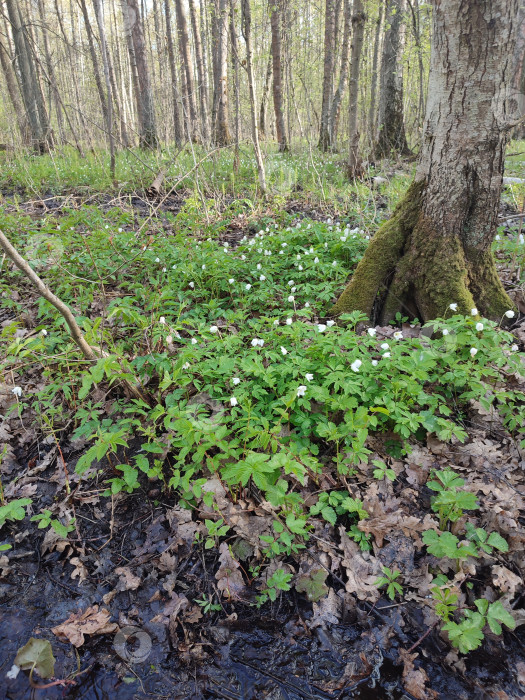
left=1, top=146, right=525, bottom=700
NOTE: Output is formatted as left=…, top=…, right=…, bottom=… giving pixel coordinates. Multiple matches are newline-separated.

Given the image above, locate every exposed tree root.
left=330, top=180, right=514, bottom=323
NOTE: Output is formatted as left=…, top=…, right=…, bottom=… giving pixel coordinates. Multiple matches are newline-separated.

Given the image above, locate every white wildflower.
left=471, top=308, right=478, bottom=316
left=393, top=331, right=403, bottom=340
left=470, top=347, right=478, bottom=357
left=327, top=320, right=335, bottom=327
left=511, top=344, right=519, bottom=352
left=230, top=396, right=238, bottom=406
left=381, top=343, right=389, bottom=350
left=505, top=310, right=515, bottom=318
left=281, top=346, right=288, bottom=355
left=367, top=328, right=376, bottom=337
left=288, top=295, right=295, bottom=303
left=351, top=359, right=362, bottom=372
left=246, top=284, right=252, bottom=291
left=11, top=386, right=22, bottom=397
left=286, top=317, right=293, bottom=325
left=449, top=303, right=458, bottom=311
left=475, top=322, right=484, bottom=331
left=297, top=385, right=307, bottom=397
left=305, top=373, right=314, bottom=382
left=159, top=316, right=166, bottom=325
left=318, top=324, right=327, bottom=332
left=209, top=325, right=219, bottom=333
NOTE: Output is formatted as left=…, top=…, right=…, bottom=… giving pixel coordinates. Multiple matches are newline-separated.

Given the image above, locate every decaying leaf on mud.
left=51, top=606, right=117, bottom=647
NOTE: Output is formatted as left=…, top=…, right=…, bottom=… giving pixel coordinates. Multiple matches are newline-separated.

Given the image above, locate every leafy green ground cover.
left=1, top=150, right=524, bottom=685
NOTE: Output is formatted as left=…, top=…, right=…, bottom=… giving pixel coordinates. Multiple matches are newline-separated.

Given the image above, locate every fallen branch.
left=0, top=229, right=149, bottom=404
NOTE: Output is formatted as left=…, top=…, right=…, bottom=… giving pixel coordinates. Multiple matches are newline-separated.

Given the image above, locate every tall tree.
left=0, top=39, right=30, bottom=144
left=328, top=0, right=352, bottom=148
left=270, top=0, right=287, bottom=151
left=121, top=0, right=158, bottom=148
left=367, top=0, right=385, bottom=145
left=163, top=0, right=184, bottom=145
left=175, top=0, right=199, bottom=141
left=318, top=0, right=336, bottom=151
left=347, top=0, right=366, bottom=177
left=92, top=0, right=116, bottom=179
left=332, top=0, right=520, bottom=322
left=374, top=0, right=410, bottom=158
left=189, top=0, right=210, bottom=143
left=213, top=0, right=231, bottom=144
left=5, top=0, right=51, bottom=152
left=241, top=0, right=266, bottom=192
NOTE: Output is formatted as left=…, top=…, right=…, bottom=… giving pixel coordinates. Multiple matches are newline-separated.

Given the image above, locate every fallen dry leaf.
left=115, top=566, right=141, bottom=591
left=51, top=605, right=117, bottom=647
left=215, top=541, right=245, bottom=599
left=399, top=649, right=438, bottom=699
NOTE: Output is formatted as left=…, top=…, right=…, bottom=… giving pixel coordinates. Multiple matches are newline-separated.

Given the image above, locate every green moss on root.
left=330, top=180, right=425, bottom=318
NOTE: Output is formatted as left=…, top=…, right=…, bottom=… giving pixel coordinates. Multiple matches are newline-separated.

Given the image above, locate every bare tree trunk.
left=175, top=0, right=199, bottom=141
left=241, top=0, right=266, bottom=192
left=213, top=0, right=231, bottom=145
left=374, top=0, right=410, bottom=158
left=121, top=0, right=158, bottom=148
left=189, top=0, right=210, bottom=143
left=333, top=0, right=520, bottom=323
left=367, top=0, right=384, bottom=146
left=0, top=39, right=30, bottom=144
left=318, top=0, right=336, bottom=151
left=329, top=0, right=351, bottom=148
left=5, top=0, right=51, bottom=152
left=270, top=0, right=287, bottom=152
left=37, top=0, right=64, bottom=142
left=347, top=0, right=366, bottom=177
left=79, top=0, right=110, bottom=135
left=512, top=4, right=525, bottom=139
left=259, top=53, right=272, bottom=138
left=230, top=0, right=241, bottom=169
left=92, top=0, right=116, bottom=179
left=163, top=0, right=184, bottom=145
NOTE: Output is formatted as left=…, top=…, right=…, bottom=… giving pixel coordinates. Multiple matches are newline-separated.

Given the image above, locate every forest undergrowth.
left=1, top=147, right=525, bottom=699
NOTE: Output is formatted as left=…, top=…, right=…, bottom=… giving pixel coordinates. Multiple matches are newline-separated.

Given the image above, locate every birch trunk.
left=333, top=0, right=520, bottom=323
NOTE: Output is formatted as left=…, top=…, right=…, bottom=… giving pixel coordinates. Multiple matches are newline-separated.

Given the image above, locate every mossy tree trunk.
left=332, top=0, right=521, bottom=323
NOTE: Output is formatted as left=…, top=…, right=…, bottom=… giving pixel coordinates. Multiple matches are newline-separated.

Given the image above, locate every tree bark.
left=259, top=53, right=272, bottom=138
left=175, top=0, right=199, bottom=141
left=189, top=0, right=210, bottom=143
left=92, top=0, right=116, bottom=179
left=121, top=0, right=158, bottom=148
left=213, top=0, right=231, bottom=145
left=270, top=0, right=287, bottom=151
left=367, top=0, right=384, bottom=146
left=318, top=0, right=336, bottom=151
left=241, top=0, right=266, bottom=192
left=164, top=0, right=184, bottom=145
left=374, top=0, right=410, bottom=158
left=328, top=0, right=352, bottom=148
left=5, top=0, right=51, bottom=152
left=332, top=0, right=520, bottom=323
left=0, top=39, right=31, bottom=144
left=346, top=0, right=366, bottom=178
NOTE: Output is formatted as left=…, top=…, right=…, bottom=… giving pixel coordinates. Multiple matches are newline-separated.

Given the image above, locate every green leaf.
left=443, top=614, right=485, bottom=653
left=14, top=638, right=56, bottom=679
left=486, top=600, right=515, bottom=635
left=295, top=568, right=329, bottom=602
left=486, top=531, right=508, bottom=553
